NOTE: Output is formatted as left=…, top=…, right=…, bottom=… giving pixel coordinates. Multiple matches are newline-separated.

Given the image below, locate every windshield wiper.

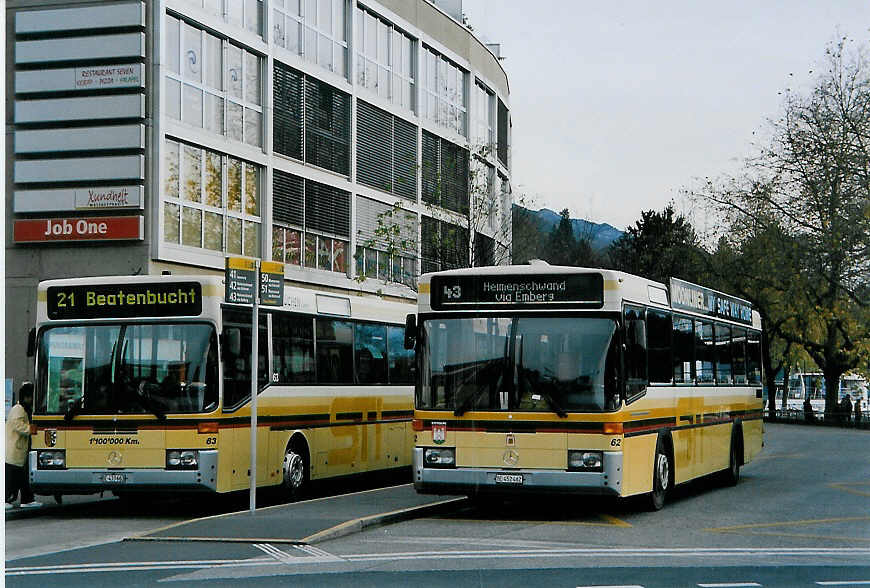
left=132, top=390, right=166, bottom=420
left=64, top=397, right=83, bottom=422
left=541, top=390, right=567, bottom=418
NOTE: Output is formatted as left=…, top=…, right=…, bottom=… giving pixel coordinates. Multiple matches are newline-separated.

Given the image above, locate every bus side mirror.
left=404, top=314, right=417, bottom=350
left=221, top=328, right=241, bottom=358
left=27, top=328, right=36, bottom=357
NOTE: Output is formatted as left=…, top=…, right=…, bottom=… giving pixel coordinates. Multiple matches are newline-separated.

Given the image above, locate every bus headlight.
left=423, top=447, right=456, bottom=468
left=568, top=450, right=603, bottom=472
left=166, top=450, right=199, bottom=470
left=37, top=450, right=66, bottom=469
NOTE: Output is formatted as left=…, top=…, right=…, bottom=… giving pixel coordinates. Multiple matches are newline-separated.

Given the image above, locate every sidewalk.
left=128, top=483, right=465, bottom=544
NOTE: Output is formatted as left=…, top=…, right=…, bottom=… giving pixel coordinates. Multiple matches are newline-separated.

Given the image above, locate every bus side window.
left=624, top=305, right=647, bottom=401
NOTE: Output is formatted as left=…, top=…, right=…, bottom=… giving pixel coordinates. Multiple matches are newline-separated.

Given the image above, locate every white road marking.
left=698, top=583, right=762, bottom=587
left=816, top=582, right=870, bottom=586
left=7, top=546, right=870, bottom=577
left=576, top=585, right=643, bottom=588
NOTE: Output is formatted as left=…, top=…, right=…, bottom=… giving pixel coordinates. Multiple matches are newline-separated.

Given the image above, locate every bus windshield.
left=36, top=323, right=219, bottom=416
left=419, top=316, right=620, bottom=414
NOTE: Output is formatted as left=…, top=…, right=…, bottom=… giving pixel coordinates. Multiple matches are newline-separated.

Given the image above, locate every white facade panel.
left=15, top=156, right=145, bottom=183
left=16, top=64, right=144, bottom=93
left=15, top=125, right=144, bottom=153
left=14, top=186, right=144, bottom=213
left=15, top=95, right=144, bottom=123
left=15, top=3, right=144, bottom=33
left=15, top=33, right=145, bottom=64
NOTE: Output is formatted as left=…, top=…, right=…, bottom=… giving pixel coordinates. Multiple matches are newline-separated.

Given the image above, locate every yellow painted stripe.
left=37, top=290, right=47, bottom=301
left=603, top=279, right=620, bottom=290
left=706, top=515, right=870, bottom=532
left=418, top=283, right=430, bottom=294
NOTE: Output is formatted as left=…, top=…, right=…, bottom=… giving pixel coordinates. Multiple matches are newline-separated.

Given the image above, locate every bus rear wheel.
left=282, top=444, right=309, bottom=501
left=646, top=436, right=671, bottom=511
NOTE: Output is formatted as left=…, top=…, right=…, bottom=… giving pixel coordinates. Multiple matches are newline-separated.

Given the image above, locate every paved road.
left=6, top=423, right=870, bottom=586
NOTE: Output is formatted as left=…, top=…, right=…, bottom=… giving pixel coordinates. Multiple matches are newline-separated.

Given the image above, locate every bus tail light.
left=603, top=422, right=623, bottom=435
left=197, top=422, right=218, bottom=434
left=412, top=419, right=424, bottom=432
left=30, top=424, right=38, bottom=435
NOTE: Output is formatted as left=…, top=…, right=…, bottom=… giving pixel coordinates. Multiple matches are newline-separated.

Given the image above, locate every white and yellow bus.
left=408, top=263, right=763, bottom=509
left=29, top=274, right=414, bottom=498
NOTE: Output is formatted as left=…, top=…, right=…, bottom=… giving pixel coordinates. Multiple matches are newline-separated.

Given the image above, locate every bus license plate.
left=103, top=473, right=125, bottom=484
left=494, top=473, right=523, bottom=485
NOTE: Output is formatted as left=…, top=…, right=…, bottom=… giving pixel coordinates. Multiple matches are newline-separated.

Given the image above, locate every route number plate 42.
left=494, top=473, right=523, bottom=485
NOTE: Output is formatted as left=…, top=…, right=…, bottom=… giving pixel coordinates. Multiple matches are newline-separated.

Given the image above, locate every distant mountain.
left=518, top=206, right=624, bottom=251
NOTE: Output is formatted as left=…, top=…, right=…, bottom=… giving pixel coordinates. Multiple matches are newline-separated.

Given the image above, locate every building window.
left=271, top=169, right=350, bottom=274
left=165, top=15, right=263, bottom=148
left=497, top=97, right=509, bottom=168
left=421, top=216, right=468, bottom=274
left=472, top=81, right=494, bottom=152
left=422, top=130, right=468, bottom=214
left=356, top=101, right=417, bottom=200
left=181, top=0, right=263, bottom=37
left=273, top=62, right=350, bottom=175
left=163, top=138, right=261, bottom=257
left=354, top=6, right=414, bottom=110
left=272, top=0, right=347, bottom=78
left=421, top=46, right=467, bottom=136
left=355, top=246, right=415, bottom=287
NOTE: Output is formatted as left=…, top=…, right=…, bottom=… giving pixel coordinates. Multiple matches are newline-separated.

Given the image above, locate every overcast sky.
left=461, top=0, right=870, bottom=230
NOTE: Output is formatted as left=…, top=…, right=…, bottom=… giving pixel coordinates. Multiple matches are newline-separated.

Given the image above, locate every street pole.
left=249, top=259, right=259, bottom=514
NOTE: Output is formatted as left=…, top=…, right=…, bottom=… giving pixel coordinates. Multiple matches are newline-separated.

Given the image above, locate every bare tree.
left=696, top=38, right=870, bottom=417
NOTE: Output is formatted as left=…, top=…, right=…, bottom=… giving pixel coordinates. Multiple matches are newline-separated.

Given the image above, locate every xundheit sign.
left=13, top=216, right=143, bottom=243
left=669, top=277, right=753, bottom=326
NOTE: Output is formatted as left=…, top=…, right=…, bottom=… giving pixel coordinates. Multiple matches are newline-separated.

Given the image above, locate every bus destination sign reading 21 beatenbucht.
left=430, top=274, right=604, bottom=309
left=47, top=282, right=203, bottom=319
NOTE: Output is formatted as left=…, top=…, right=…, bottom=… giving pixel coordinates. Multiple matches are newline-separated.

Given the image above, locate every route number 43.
left=443, top=285, right=462, bottom=300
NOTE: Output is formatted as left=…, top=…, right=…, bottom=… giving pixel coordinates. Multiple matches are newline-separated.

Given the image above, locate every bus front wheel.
left=282, top=443, right=309, bottom=501
left=646, top=436, right=671, bottom=511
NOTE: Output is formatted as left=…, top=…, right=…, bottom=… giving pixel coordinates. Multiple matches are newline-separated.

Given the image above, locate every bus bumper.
left=28, top=450, right=218, bottom=494
left=412, top=448, right=623, bottom=496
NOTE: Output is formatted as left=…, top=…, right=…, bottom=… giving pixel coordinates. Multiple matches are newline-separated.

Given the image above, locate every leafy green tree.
left=607, top=204, right=707, bottom=284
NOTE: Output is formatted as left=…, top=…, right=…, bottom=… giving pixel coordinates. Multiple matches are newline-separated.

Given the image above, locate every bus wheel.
left=646, top=436, right=671, bottom=511
left=282, top=443, right=308, bottom=501
left=721, top=427, right=742, bottom=487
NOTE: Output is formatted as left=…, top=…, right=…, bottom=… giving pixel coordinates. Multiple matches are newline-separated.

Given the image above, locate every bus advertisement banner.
left=669, top=277, right=753, bottom=325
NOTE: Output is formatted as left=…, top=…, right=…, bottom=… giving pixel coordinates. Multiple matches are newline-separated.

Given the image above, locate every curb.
left=302, top=496, right=467, bottom=544
left=123, top=495, right=468, bottom=545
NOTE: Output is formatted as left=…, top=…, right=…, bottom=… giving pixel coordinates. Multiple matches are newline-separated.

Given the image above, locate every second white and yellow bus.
left=408, top=263, right=764, bottom=509
left=28, top=274, right=414, bottom=499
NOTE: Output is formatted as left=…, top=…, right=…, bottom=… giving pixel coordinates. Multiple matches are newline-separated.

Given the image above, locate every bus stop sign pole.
left=249, top=260, right=259, bottom=514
